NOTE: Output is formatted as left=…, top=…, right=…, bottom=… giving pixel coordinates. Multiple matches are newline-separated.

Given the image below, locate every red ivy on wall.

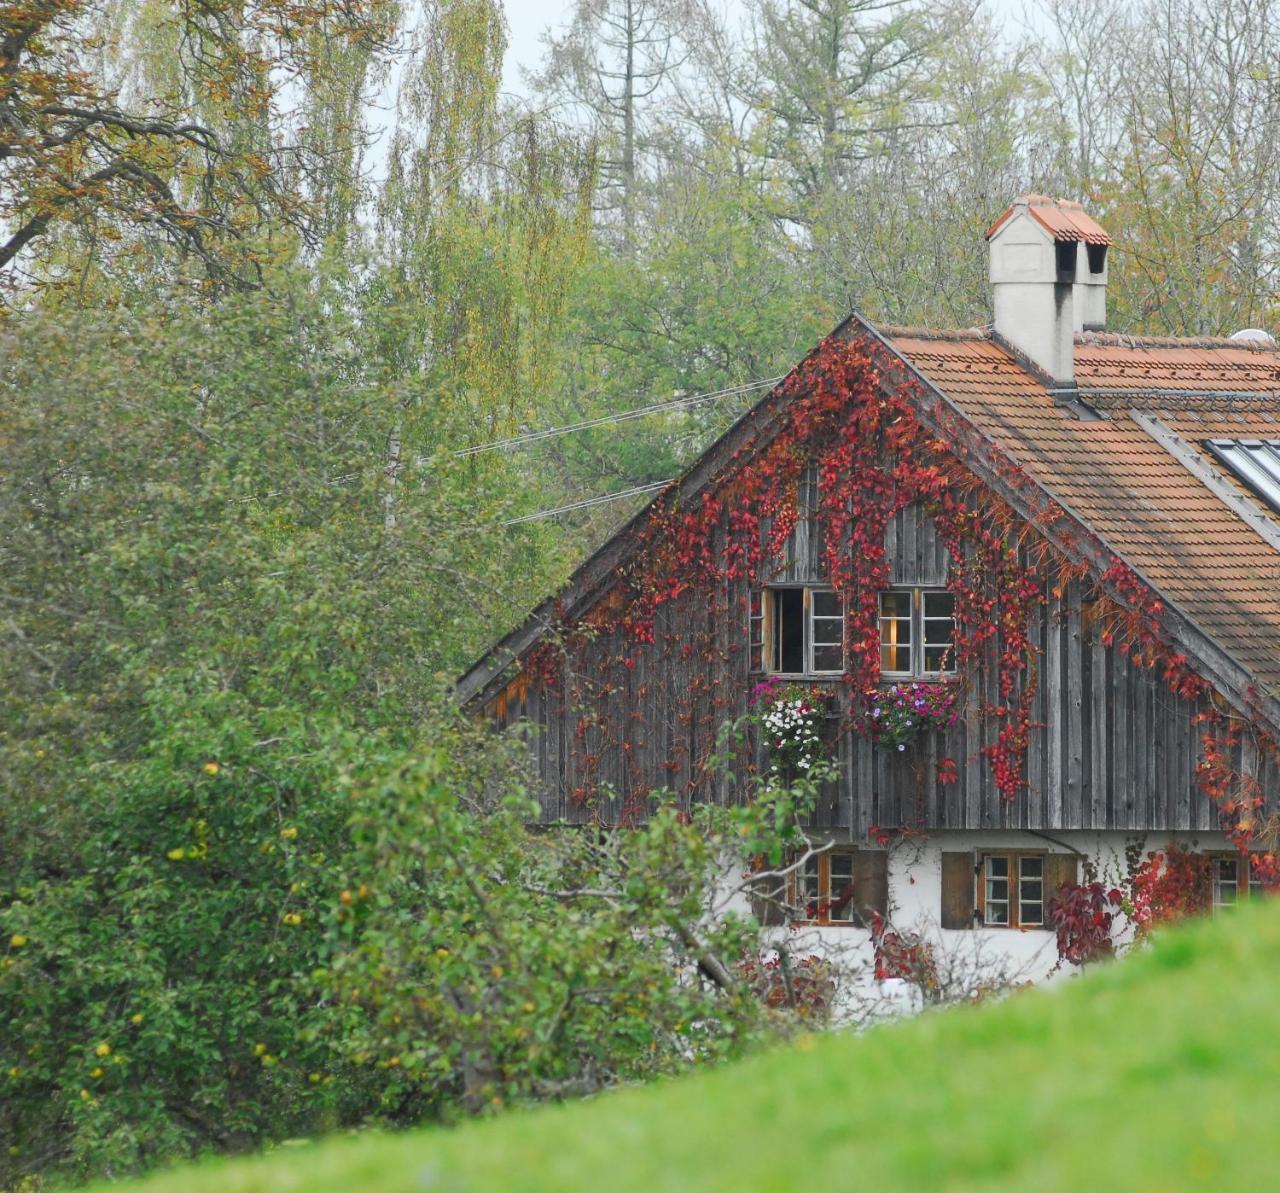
left=518, top=332, right=1278, bottom=851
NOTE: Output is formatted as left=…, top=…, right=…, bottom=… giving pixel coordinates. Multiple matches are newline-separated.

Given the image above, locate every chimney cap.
left=985, top=195, right=1112, bottom=246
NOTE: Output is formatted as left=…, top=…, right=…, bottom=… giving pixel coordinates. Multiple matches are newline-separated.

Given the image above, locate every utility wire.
left=502, top=479, right=673, bottom=525
left=453, top=375, right=782, bottom=458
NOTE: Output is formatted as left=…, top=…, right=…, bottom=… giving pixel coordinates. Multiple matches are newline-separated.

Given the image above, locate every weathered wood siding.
left=486, top=502, right=1279, bottom=831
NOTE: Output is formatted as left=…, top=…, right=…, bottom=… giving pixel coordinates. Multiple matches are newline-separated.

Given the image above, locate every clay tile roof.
left=985, top=195, right=1113, bottom=245
left=885, top=326, right=1280, bottom=696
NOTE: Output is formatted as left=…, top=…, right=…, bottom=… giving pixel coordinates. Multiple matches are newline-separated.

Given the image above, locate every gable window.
left=1206, top=439, right=1280, bottom=515
left=879, top=588, right=955, bottom=677
left=753, top=587, right=845, bottom=676
left=977, top=852, right=1045, bottom=928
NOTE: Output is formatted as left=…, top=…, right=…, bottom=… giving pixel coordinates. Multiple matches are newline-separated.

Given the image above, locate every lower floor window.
left=979, top=852, right=1044, bottom=928
left=1211, top=854, right=1266, bottom=909
left=799, top=851, right=856, bottom=923
left=790, top=849, right=887, bottom=927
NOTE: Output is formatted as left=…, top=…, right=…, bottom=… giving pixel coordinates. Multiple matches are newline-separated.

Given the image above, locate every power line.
left=502, top=479, right=672, bottom=525
left=453, top=375, right=782, bottom=458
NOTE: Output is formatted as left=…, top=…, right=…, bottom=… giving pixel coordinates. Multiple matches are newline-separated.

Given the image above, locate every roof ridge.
left=874, top=323, right=991, bottom=342
left=1077, top=331, right=1280, bottom=352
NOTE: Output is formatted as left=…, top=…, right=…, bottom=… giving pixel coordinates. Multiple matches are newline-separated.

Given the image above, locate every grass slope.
left=99, top=903, right=1280, bottom=1192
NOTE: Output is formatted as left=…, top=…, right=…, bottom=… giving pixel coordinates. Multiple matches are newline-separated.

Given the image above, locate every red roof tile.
left=887, top=328, right=1280, bottom=694
left=985, top=195, right=1113, bottom=245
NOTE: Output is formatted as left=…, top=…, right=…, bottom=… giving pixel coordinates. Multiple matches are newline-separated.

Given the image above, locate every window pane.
left=1212, top=440, right=1280, bottom=513
left=879, top=592, right=912, bottom=674
left=749, top=591, right=764, bottom=672
left=812, top=621, right=843, bottom=647
left=1213, top=858, right=1238, bottom=909
left=880, top=644, right=909, bottom=672
left=924, top=618, right=954, bottom=645
left=923, top=591, right=955, bottom=619
left=829, top=854, right=854, bottom=922
left=812, top=617, right=843, bottom=647
left=772, top=589, right=805, bottom=673
left=985, top=856, right=1010, bottom=925
left=802, top=856, right=820, bottom=918
left=813, top=645, right=843, bottom=672
left=1017, top=857, right=1043, bottom=925
left=880, top=591, right=911, bottom=619
left=923, top=646, right=953, bottom=673
left=922, top=591, right=955, bottom=675
left=812, top=590, right=842, bottom=619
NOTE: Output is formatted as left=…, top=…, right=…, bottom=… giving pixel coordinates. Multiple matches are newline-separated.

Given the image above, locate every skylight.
left=1207, top=439, right=1280, bottom=514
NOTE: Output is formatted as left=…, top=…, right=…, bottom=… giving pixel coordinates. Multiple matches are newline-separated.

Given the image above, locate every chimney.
left=986, top=195, right=1111, bottom=389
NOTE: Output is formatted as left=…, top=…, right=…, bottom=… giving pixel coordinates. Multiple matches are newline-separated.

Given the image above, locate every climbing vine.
left=512, top=330, right=1278, bottom=860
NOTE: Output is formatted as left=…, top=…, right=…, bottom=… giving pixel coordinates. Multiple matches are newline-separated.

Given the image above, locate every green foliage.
left=84, top=892, right=1280, bottom=1193
left=0, top=269, right=589, bottom=1183
left=320, top=758, right=767, bottom=1121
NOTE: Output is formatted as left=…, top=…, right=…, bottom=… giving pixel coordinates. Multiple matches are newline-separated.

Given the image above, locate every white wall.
left=727, top=828, right=1240, bottom=1024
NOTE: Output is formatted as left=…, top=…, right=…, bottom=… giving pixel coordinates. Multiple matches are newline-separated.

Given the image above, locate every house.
left=456, top=196, right=1280, bottom=984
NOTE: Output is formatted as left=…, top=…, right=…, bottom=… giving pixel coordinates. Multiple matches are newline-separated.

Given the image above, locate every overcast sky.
left=502, top=0, right=576, bottom=94
left=500, top=0, right=1040, bottom=98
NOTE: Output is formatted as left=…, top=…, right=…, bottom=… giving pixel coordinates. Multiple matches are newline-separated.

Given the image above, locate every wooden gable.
left=468, top=319, right=1280, bottom=838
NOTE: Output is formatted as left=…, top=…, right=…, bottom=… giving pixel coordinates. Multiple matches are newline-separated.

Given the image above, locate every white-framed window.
left=1212, top=856, right=1239, bottom=910
left=754, top=587, right=845, bottom=676
left=979, top=853, right=1044, bottom=928
left=1209, top=854, right=1267, bottom=910
left=878, top=588, right=955, bottom=677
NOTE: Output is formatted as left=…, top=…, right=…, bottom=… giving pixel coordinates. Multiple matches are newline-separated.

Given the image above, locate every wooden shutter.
left=940, top=851, right=976, bottom=929
left=1044, top=853, right=1079, bottom=914
left=750, top=873, right=787, bottom=927
left=852, top=850, right=888, bottom=927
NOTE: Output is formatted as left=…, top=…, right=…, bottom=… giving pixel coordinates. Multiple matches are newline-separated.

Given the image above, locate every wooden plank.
left=1026, top=597, right=1045, bottom=830
left=926, top=721, right=939, bottom=827
left=1186, top=718, right=1206, bottom=831
left=945, top=714, right=961, bottom=829
left=1065, top=581, right=1084, bottom=828
left=1121, top=650, right=1137, bottom=829
left=1046, top=593, right=1063, bottom=830
left=856, top=734, right=874, bottom=839
left=923, top=513, right=948, bottom=587
left=1133, top=667, right=1149, bottom=833
left=901, top=507, right=918, bottom=586
left=965, top=647, right=982, bottom=830
left=1091, top=629, right=1108, bottom=830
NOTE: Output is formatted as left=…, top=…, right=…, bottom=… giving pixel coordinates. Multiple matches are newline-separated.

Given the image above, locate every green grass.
left=98, top=904, right=1280, bottom=1192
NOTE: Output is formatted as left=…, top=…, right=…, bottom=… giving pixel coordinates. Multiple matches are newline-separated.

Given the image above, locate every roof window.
left=1207, top=439, right=1280, bottom=514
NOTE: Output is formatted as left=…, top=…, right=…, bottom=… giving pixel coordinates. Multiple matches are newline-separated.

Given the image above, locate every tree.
left=0, top=0, right=398, bottom=294
left=534, top=0, right=693, bottom=239
left=745, top=0, right=937, bottom=209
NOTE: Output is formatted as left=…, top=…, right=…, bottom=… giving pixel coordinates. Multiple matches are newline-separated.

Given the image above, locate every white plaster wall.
left=730, top=828, right=1241, bottom=1023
